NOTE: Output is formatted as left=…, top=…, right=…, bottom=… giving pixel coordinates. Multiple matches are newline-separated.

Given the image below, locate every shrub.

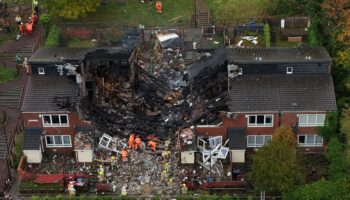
left=45, top=25, right=61, bottom=48
left=39, top=14, right=51, bottom=32
left=263, top=23, right=271, bottom=48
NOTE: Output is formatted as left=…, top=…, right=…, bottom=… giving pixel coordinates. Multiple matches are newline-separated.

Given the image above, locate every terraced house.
left=195, top=47, right=337, bottom=163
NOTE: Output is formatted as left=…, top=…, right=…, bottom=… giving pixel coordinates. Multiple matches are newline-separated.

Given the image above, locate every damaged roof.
left=228, top=74, right=337, bottom=112
left=21, top=76, right=78, bottom=112
left=23, top=128, right=42, bottom=150
left=227, top=47, right=332, bottom=64
left=29, top=47, right=129, bottom=64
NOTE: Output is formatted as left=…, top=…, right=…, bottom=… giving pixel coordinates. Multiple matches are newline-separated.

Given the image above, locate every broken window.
left=43, top=115, right=51, bottom=125
left=248, top=115, right=273, bottom=127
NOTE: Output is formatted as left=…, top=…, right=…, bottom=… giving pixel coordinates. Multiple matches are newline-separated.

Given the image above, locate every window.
left=238, top=68, right=243, bottom=75
left=46, top=135, right=71, bottom=147
left=297, top=135, right=323, bottom=147
left=248, top=115, right=273, bottom=127
left=247, top=135, right=272, bottom=147
left=287, top=67, right=293, bottom=74
left=298, top=114, right=325, bottom=127
left=38, top=67, right=45, bottom=75
left=42, top=114, right=69, bottom=127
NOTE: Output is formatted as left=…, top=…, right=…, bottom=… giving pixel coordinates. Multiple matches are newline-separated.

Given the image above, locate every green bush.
left=45, top=25, right=61, bottom=48
left=318, top=112, right=339, bottom=143
left=263, top=23, right=271, bottom=48
left=307, top=23, right=319, bottom=47
left=326, top=137, right=346, bottom=179
left=285, top=178, right=350, bottom=200
left=39, top=14, right=51, bottom=32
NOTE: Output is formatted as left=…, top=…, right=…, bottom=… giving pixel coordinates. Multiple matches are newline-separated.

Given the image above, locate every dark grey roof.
left=228, top=74, right=337, bottom=112
left=228, top=128, right=246, bottom=150
left=23, top=128, right=42, bottom=150
left=29, top=48, right=91, bottom=63
left=29, top=47, right=128, bottom=64
left=227, top=47, right=332, bottom=64
left=21, top=76, right=78, bottom=112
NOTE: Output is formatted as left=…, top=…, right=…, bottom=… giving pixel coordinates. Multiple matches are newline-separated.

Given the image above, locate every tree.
left=325, top=137, right=346, bottom=179
left=285, top=178, right=350, bottom=200
left=340, top=107, right=350, bottom=166
left=263, top=23, right=271, bottom=48
left=322, top=0, right=350, bottom=47
left=318, top=112, right=339, bottom=143
left=249, top=126, right=304, bottom=194
left=44, top=0, right=101, bottom=20
left=272, top=124, right=296, bottom=146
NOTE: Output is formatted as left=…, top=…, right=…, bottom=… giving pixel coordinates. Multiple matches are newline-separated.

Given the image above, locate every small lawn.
left=77, top=0, right=195, bottom=27
left=67, top=38, right=93, bottom=48
left=204, top=0, right=270, bottom=25
left=0, top=66, right=17, bottom=83
left=19, top=181, right=63, bottom=190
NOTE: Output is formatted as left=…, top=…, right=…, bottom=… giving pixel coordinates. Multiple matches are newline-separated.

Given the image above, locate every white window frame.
left=247, top=115, right=273, bottom=127
left=45, top=135, right=72, bottom=147
left=247, top=135, right=272, bottom=147
left=238, top=68, right=243, bottom=75
left=287, top=67, right=293, bottom=74
left=38, top=67, right=45, bottom=75
left=298, top=114, right=325, bottom=127
left=42, top=114, right=69, bottom=127
left=297, top=135, right=323, bottom=147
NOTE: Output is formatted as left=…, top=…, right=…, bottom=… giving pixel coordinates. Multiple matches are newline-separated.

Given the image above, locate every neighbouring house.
left=193, top=47, right=337, bottom=164
left=21, top=47, right=131, bottom=163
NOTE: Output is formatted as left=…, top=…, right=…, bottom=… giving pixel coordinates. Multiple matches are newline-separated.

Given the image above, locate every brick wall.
left=195, top=112, right=325, bottom=139
left=22, top=112, right=88, bottom=153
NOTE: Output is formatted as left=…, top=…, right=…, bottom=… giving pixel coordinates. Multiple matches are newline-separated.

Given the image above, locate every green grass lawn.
left=204, top=0, right=270, bottom=24
left=67, top=38, right=93, bottom=48
left=0, top=67, right=17, bottom=83
left=78, top=0, right=195, bottom=27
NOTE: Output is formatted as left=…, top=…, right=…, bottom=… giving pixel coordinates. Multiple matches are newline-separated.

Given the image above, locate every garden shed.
left=23, top=128, right=42, bottom=163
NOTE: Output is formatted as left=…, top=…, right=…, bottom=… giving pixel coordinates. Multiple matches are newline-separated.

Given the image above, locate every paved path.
left=0, top=7, right=44, bottom=199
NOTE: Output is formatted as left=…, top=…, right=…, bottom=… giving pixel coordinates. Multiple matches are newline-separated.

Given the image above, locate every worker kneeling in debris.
left=134, top=135, right=142, bottom=150
left=121, top=148, right=128, bottom=161
left=148, top=140, right=157, bottom=152
left=128, top=134, right=135, bottom=149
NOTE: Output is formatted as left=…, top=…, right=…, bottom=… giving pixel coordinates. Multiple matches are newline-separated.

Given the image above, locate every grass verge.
left=0, top=66, right=17, bottom=83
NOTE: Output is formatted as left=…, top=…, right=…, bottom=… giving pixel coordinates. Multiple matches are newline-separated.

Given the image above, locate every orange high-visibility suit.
left=32, top=14, right=38, bottom=26
left=121, top=149, right=128, bottom=161
left=26, top=22, right=33, bottom=36
left=128, top=134, right=135, bottom=149
left=148, top=141, right=157, bottom=151
left=20, top=23, right=26, bottom=36
left=134, top=136, right=142, bottom=150
left=155, top=1, right=162, bottom=13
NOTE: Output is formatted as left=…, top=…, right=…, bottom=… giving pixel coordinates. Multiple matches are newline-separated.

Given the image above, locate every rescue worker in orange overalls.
left=148, top=140, right=157, bottom=152
left=128, top=134, right=135, bottom=149
left=20, top=22, right=26, bottom=36
left=121, top=149, right=128, bottom=162
left=155, top=1, right=162, bottom=13
left=134, top=136, right=142, bottom=150
left=31, top=13, right=38, bottom=27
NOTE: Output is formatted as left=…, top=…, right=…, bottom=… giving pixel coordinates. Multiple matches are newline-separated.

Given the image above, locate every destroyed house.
left=194, top=47, right=336, bottom=164
left=21, top=47, right=131, bottom=160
